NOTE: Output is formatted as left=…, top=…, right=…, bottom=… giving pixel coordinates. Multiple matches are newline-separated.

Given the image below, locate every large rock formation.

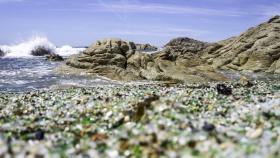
left=203, top=15, right=280, bottom=73
left=136, top=43, right=158, bottom=51
left=59, top=16, right=280, bottom=82
left=59, top=38, right=227, bottom=83
left=62, top=38, right=142, bottom=80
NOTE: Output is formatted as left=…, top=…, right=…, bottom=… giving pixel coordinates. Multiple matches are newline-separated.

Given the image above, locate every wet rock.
left=31, top=46, right=54, bottom=56
left=216, top=84, right=232, bottom=95
left=0, top=49, right=5, bottom=57
left=46, top=53, right=64, bottom=61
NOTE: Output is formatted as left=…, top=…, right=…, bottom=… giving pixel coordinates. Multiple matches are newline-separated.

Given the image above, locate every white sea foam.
left=0, top=36, right=85, bottom=58
left=55, top=45, right=85, bottom=56
left=0, top=36, right=56, bottom=57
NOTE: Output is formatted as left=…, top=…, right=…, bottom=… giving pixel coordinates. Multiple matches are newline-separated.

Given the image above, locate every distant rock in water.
left=31, top=46, right=54, bottom=56
left=203, top=15, right=280, bottom=73
left=0, top=49, right=4, bottom=57
left=46, top=53, right=64, bottom=61
left=136, top=43, right=158, bottom=51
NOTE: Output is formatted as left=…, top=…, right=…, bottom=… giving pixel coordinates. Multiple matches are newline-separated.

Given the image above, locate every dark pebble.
left=202, top=122, right=216, bottom=132
left=35, top=130, right=45, bottom=140
left=216, top=84, right=232, bottom=95
left=262, top=112, right=274, bottom=119
left=187, top=140, right=197, bottom=148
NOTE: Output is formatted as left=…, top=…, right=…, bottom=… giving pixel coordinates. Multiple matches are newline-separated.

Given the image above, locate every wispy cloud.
left=49, top=0, right=279, bottom=19
left=258, top=3, right=280, bottom=18
left=103, top=26, right=211, bottom=39
left=92, top=1, right=245, bottom=17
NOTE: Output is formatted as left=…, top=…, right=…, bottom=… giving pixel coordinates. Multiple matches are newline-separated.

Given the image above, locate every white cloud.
left=93, top=1, right=245, bottom=17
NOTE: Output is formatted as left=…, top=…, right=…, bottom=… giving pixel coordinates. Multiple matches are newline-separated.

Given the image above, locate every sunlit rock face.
left=203, top=15, right=280, bottom=73
left=61, top=38, right=227, bottom=83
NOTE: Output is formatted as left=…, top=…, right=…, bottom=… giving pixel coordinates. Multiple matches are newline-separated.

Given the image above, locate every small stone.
left=239, top=76, right=253, bottom=87
left=216, top=84, right=232, bottom=95
left=92, top=133, right=108, bottom=141
left=202, top=122, right=216, bottom=132
left=187, top=140, right=197, bottom=148
left=247, top=128, right=263, bottom=139
left=119, top=138, right=130, bottom=151
left=35, top=130, right=45, bottom=140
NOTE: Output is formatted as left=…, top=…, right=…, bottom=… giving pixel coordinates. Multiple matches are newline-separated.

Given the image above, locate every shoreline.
left=0, top=80, right=279, bottom=157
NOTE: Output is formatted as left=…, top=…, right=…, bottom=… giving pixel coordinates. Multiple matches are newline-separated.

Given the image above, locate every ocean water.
left=0, top=57, right=118, bottom=92
left=0, top=37, right=115, bottom=92
left=1, top=37, right=279, bottom=92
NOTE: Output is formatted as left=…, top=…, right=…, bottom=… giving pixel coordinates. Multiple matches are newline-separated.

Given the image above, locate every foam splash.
left=0, top=36, right=85, bottom=58
left=0, top=37, right=56, bottom=57
left=55, top=45, right=85, bottom=56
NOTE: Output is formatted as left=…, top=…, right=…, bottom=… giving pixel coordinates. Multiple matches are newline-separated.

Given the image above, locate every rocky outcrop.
left=203, top=15, right=280, bottom=73
left=59, top=16, right=280, bottom=82
left=0, top=49, right=4, bottom=57
left=31, top=46, right=54, bottom=56
left=46, top=53, right=64, bottom=61
left=164, top=37, right=209, bottom=56
left=63, top=38, right=141, bottom=80
left=154, top=37, right=210, bottom=65
left=59, top=38, right=227, bottom=83
left=136, top=44, right=158, bottom=51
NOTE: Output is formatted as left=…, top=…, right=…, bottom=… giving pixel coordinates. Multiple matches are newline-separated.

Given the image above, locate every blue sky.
left=0, top=0, right=279, bottom=46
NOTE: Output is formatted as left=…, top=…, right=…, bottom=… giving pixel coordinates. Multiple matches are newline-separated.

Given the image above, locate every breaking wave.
left=0, top=36, right=85, bottom=58
left=56, top=45, right=86, bottom=56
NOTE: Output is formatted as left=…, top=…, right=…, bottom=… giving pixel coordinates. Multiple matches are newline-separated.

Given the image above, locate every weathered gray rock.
left=136, top=44, right=158, bottom=51
left=62, top=38, right=142, bottom=80
left=154, top=37, right=211, bottom=67
left=59, top=38, right=227, bottom=83
left=0, top=49, right=4, bottom=57
left=46, top=53, right=64, bottom=61
left=203, top=15, right=280, bottom=73
left=163, top=37, right=210, bottom=58
left=59, top=16, right=280, bottom=82
left=31, top=46, right=54, bottom=56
